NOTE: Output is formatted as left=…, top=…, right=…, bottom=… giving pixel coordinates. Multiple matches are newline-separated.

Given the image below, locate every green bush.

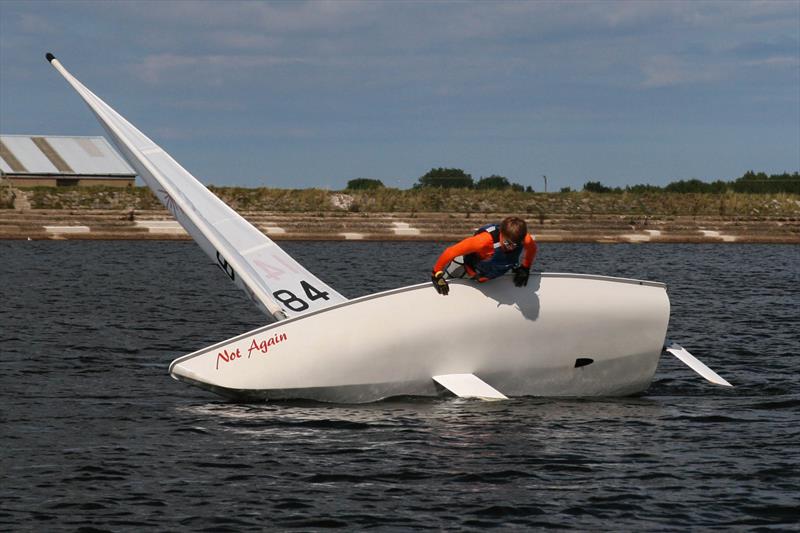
left=732, top=171, right=799, bottom=194
left=583, top=181, right=613, bottom=193
left=415, top=167, right=473, bottom=188
left=475, top=175, right=511, bottom=190
left=346, top=178, right=385, bottom=190
left=665, top=179, right=728, bottom=193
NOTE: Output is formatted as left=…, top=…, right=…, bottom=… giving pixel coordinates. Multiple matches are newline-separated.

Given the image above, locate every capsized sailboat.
left=47, top=53, right=732, bottom=402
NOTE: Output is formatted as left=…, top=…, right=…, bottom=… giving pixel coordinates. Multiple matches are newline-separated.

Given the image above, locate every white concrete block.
left=392, top=221, right=420, bottom=236
left=44, top=225, right=90, bottom=234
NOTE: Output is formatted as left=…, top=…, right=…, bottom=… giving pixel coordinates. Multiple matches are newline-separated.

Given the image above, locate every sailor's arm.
left=519, top=234, right=538, bottom=269
left=432, top=233, right=492, bottom=274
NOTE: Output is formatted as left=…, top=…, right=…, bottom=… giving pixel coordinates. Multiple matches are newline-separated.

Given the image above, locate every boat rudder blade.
left=664, top=341, right=733, bottom=387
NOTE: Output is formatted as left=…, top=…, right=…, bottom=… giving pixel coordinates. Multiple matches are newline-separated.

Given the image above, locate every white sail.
left=47, top=53, right=347, bottom=320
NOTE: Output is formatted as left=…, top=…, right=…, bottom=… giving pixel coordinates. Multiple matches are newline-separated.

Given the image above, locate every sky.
left=1, top=0, right=798, bottom=190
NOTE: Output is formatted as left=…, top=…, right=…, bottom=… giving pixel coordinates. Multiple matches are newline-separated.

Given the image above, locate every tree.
left=583, top=181, right=612, bottom=193
left=708, top=180, right=729, bottom=194
left=665, top=179, right=708, bottom=193
left=731, top=171, right=799, bottom=194
left=475, top=175, right=511, bottom=190
left=626, top=183, right=663, bottom=193
left=664, top=178, right=731, bottom=193
left=415, top=167, right=473, bottom=188
left=346, top=178, right=385, bottom=190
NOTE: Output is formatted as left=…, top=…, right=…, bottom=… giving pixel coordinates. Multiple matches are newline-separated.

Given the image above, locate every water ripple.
left=1, top=241, right=798, bottom=530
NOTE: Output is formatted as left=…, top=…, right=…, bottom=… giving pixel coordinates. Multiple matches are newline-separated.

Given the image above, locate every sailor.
left=431, top=216, right=538, bottom=295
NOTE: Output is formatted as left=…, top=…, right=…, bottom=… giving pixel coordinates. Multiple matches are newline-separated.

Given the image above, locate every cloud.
left=37, top=1, right=795, bottom=95
left=640, top=54, right=723, bottom=88
left=18, top=12, right=55, bottom=33
left=132, top=53, right=306, bottom=85
left=153, top=122, right=318, bottom=142
left=170, top=98, right=247, bottom=112
left=747, top=56, right=800, bottom=68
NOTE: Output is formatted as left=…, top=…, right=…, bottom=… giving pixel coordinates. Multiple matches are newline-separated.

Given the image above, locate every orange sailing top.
left=433, top=231, right=537, bottom=276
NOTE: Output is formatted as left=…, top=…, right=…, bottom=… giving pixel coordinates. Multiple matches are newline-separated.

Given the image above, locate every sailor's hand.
left=431, top=270, right=449, bottom=295
left=513, top=266, right=530, bottom=287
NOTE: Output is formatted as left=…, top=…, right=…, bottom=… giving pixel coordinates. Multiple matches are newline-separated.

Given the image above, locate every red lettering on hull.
left=216, top=348, right=242, bottom=370
left=248, top=332, right=288, bottom=357
left=215, top=333, right=288, bottom=371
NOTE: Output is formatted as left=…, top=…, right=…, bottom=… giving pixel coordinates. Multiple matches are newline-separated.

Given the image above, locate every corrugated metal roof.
left=0, top=135, right=135, bottom=177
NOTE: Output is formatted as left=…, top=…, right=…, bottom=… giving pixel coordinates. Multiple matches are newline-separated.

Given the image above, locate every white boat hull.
left=170, top=273, right=670, bottom=402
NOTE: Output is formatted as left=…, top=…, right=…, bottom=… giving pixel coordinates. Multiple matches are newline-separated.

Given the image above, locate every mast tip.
left=46, top=53, right=56, bottom=63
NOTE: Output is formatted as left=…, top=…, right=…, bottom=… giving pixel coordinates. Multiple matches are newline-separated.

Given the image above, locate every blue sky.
left=1, top=0, right=798, bottom=190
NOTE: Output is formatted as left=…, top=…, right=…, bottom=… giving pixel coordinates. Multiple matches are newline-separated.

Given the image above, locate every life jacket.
left=463, top=223, right=523, bottom=280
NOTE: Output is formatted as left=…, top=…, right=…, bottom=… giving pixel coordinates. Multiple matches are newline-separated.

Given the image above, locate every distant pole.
left=542, top=175, right=547, bottom=193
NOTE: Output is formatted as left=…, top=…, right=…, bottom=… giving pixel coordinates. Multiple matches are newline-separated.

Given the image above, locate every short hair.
left=500, top=216, right=527, bottom=244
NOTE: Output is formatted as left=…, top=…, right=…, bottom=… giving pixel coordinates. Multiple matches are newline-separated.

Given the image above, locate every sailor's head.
left=500, top=216, right=527, bottom=251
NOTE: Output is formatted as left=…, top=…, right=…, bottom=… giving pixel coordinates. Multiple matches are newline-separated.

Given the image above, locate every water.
left=1, top=241, right=798, bottom=530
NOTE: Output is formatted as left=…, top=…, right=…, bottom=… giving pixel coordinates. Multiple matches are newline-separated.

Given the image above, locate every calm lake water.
left=1, top=241, right=798, bottom=530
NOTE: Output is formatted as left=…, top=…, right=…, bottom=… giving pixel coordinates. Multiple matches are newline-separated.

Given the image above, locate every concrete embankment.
left=1, top=208, right=798, bottom=243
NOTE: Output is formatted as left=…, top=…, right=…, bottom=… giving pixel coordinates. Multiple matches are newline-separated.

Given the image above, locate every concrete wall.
left=6, top=176, right=135, bottom=188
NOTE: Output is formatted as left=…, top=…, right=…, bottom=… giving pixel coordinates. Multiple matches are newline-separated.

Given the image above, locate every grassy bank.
left=9, top=185, right=800, bottom=219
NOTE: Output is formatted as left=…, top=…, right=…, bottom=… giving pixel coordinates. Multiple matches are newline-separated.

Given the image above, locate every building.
left=0, top=135, right=136, bottom=187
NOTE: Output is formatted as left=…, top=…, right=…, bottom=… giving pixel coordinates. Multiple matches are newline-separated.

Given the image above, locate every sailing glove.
left=432, top=270, right=449, bottom=295
left=513, top=266, right=530, bottom=287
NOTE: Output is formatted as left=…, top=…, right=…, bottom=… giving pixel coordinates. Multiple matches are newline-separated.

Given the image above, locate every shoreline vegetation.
left=1, top=185, right=798, bottom=243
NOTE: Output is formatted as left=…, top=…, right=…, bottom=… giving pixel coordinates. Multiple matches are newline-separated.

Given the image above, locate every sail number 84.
left=273, top=280, right=330, bottom=312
